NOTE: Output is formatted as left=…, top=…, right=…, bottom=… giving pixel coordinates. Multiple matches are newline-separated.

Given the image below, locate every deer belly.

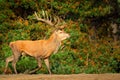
left=22, top=48, right=53, bottom=58
left=22, top=49, right=41, bottom=57
left=40, top=50, right=54, bottom=59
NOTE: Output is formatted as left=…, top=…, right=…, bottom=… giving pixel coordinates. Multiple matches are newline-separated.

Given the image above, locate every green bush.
left=0, top=0, right=120, bottom=74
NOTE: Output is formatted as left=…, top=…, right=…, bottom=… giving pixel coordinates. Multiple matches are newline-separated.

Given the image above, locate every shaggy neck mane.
left=48, top=32, right=60, bottom=43
left=47, top=32, right=61, bottom=54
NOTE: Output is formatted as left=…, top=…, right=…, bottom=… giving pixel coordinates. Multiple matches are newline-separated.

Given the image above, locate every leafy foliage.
left=0, top=0, right=120, bottom=74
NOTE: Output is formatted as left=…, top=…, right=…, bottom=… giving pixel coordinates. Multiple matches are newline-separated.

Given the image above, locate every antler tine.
left=34, top=11, right=39, bottom=20
left=53, top=15, right=60, bottom=27
left=35, top=11, right=44, bottom=22
left=34, top=11, right=54, bottom=26
left=46, top=11, right=52, bottom=22
left=54, top=16, right=66, bottom=30
left=34, top=10, right=66, bottom=29
left=45, top=11, right=49, bottom=20
left=49, top=15, right=52, bottom=22
left=42, top=10, right=45, bottom=19
left=56, top=16, right=60, bottom=26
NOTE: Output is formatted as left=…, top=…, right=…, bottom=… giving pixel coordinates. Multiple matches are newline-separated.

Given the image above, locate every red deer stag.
left=4, top=11, right=70, bottom=74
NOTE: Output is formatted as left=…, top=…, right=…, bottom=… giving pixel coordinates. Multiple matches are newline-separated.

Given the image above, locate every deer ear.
left=54, top=29, right=62, bottom=34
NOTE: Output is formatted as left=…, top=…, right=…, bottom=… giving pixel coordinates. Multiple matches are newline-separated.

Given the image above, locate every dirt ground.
left=0, top=74, right=120, bottom=80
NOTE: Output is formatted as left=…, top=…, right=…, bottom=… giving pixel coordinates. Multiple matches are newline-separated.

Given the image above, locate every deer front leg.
left=44, top=58, right=51, bottom=74
left=29, top=57, right=42, bottom=74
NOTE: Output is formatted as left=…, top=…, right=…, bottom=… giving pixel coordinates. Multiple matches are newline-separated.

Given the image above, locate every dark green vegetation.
left=0, top=0, right=120, bottom=74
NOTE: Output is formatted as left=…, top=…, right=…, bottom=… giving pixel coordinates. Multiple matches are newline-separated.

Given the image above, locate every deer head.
left=54, top=30, right=70, bottom=41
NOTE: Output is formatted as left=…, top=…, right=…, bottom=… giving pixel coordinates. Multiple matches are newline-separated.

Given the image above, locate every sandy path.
left=0, top=74, right=120, bottom=80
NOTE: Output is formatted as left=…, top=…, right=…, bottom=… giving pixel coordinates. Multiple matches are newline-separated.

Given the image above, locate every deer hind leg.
left=29, top=57, right=42, bottom=74
left=12, top=52, right=21, bottom=74
left=44, top=58, right=51, bottom=74
left=4, top=55, right=14, bottom=74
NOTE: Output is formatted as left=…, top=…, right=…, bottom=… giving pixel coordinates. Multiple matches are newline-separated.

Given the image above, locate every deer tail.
left=9, top=42, right=14, bottom=48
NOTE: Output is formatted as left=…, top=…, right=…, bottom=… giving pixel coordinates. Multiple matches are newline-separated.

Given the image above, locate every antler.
left=34, top=11, right=61, bottom=28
